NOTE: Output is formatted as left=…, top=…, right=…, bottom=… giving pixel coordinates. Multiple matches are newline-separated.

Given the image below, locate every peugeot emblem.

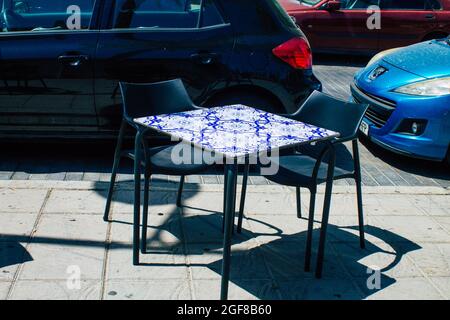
left=369, top=66, right=388, bottom=81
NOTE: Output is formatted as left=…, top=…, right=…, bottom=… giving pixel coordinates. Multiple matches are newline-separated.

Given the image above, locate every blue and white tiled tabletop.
left=134, top=105, right=340, bottom=158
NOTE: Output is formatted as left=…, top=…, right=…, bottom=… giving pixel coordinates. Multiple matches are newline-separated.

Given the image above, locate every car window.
left=111, top=0, right=224, bottom=30
left=380, top=0, right=428, bottom=10
left=0, top=0, right=95, bottom=32
left=342, top=0, right=380, bottom=9
left=425, top=0, right=442, bottom=9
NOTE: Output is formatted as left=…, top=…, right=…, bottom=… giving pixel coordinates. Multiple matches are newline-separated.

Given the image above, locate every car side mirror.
left=324, top=0, right=341, bottom=11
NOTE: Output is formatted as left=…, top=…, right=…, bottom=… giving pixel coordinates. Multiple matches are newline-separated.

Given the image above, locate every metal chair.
left=236, top=91, right=369, bottom=278
left=103, top=79, right=210, bottom=265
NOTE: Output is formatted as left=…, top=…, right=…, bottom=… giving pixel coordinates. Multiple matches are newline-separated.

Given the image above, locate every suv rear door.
left=94, top=0, right=234, bottom=132
left=378, top=0, right=441, bottom=50
left=0, top=0, right=99, bottom=136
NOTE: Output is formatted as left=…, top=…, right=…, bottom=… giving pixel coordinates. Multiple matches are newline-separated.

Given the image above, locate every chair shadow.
left=135, top=209, right=421, bottom=300
left=207, top=224, right=421, bottom=300
left=0, top=242, right=33, bottom=270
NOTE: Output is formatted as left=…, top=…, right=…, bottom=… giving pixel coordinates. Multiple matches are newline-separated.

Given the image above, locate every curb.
left=0, top=180, right=448, bottom=195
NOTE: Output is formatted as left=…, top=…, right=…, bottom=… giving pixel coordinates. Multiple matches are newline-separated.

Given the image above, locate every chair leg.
left=222, top=166, right=228, bottom=233
left=315, top=146, right=336, bottom=278
left=356, top=179, right=365, bottom=249
left=296, top=187, right=302, bottom=219
left=176, top=176, right=185, bottom=207
left=237, top=162, right=250, bottom=234
left=133, top=130, right=144, bottom=266
left=103, top=121, right=126, bottom=222
left=304, top=190, right=316, bottom=272
left=141, top=171, right=151, bottom=254
left=353, top=139, right=366, bottom=249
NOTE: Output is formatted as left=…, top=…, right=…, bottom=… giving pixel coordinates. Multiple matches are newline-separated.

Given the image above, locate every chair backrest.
left=291, top=91, right=369, bottom=141
left=119, top=79, right=196, bottom=120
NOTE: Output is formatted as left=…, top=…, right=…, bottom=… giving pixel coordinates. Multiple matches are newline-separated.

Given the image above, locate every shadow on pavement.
left=0, top=242, right=33, bottom=269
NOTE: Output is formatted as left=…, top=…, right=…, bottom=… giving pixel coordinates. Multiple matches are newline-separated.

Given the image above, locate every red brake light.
left=272, top=37, right=312, bottom=70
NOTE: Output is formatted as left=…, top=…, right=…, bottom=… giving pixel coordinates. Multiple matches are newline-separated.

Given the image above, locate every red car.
left=279, top=0, right=450, bottom=54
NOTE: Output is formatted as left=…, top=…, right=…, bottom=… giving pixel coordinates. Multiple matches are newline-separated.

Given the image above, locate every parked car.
left=279, top=0, right=450, bottom=54
left=0, top=0, right=321, bottom=139
left=351, top=37, right=450, bottom=163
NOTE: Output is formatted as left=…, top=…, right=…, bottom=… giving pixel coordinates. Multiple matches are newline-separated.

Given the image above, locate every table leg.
left=133, top=130, right=143, bottom=266
left=315, top=146, right=336, bottom=278
left=220, top=162, right=238, bottom=300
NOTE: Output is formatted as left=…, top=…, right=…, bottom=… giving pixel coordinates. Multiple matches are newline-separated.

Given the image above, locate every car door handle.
left=190, top=53, right=219, bottom=65
left=425, top=14, right=436, bottom=20
left=58, top=55, right=89, bottom=67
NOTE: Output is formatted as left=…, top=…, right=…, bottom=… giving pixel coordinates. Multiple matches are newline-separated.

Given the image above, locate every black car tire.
left=205, top=90, right=284, bottom=114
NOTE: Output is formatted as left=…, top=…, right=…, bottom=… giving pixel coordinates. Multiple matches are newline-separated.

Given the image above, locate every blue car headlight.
left=393, top=77, right=450, bottom=96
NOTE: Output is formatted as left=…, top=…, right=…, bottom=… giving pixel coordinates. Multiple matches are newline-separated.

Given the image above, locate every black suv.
left=0, top=0, right=322, bottom=138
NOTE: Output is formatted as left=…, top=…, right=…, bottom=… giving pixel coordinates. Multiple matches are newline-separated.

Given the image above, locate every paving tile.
left=371, top=216, right=450, bottom=243
left=359, top=194, right=425, bottom=216
left=11, top=172, right=31, bottom=180
left=82, top=173, right=101, bottom=182
left=18, top=214, right=107, bottom=281
left=64, top=172, right=84, bottom=181
left=46, top=172, right=67, bottom=181
left=409, top=194, right=450, bottom=211
left=34, top=213, right=107, bottom=241
left=0, top=213, right=38, bottom=242
left=429, top=277, right=450, bottom=299
left=403, top=243, right=450, bottom=277
left=0, top=282, right=11, bottom=299
left=186, top=243, right=271, bottom=281
left=110, top=213, right=183, bottom=246
left=247, top=215, right=312, bottom=245
left=9, top=280, right=101, bottom=300
left=107, top=245, right=188, bottom=280
left=279, top=278, right=363, bottom=300
left=0, top=242, right=32, bottom=281
left=44, top=190, right=108, bottom=214
left=182, top=214, right=230, bottom=244
left=193, top=279, right=280, bottom=300
left=185, top=175, right=202, bottom=184
left=235, top=191, right=296, bottom=216
left=357, top=277, right=443, bottom=300
left=111, top=190, right=179, bottom=215
left=0, top=173, right=14, bottom=180
left=19, top=244, right=105, bottom=281
left=201, top=175, right=219, bottom=184
left=333, top=241, right=421, bottom=279
left=433, top=217, right=450, bottom=235
left=105, top=279, right=191, bottom=300
left=0, top=188, right=47, bottom=213
left=321, top=215, right=381, bottom=245
left=179, top=191, right=224, bottom=216
left=249, top=176, right=269, bottom=185
left=260, top=241, right=346, bottom=280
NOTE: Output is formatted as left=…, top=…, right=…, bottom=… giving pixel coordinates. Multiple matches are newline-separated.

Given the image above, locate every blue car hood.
left=382, top=39, right=450, bottom=79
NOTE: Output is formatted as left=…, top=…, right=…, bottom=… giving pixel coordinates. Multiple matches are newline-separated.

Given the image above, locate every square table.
left=135, top=104, right=340, bottom=300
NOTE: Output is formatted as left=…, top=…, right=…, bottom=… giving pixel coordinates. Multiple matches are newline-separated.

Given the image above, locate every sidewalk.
left=0, top=180, right=449, bottom=300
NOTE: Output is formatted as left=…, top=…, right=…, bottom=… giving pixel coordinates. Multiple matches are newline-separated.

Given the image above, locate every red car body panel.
left=279, top=0, right=450, bottom=54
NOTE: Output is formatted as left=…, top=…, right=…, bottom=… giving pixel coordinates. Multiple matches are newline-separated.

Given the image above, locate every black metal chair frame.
left=103, top=79, right=209, bottom=266
left=236, top=91, right=369, bottom=278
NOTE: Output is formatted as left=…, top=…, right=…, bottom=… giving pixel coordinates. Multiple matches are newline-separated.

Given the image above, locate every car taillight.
left=272, top=37, right=312, bottom=70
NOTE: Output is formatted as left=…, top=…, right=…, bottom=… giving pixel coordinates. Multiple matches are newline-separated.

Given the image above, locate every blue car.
left=352, top=38, right=450, bottom=164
